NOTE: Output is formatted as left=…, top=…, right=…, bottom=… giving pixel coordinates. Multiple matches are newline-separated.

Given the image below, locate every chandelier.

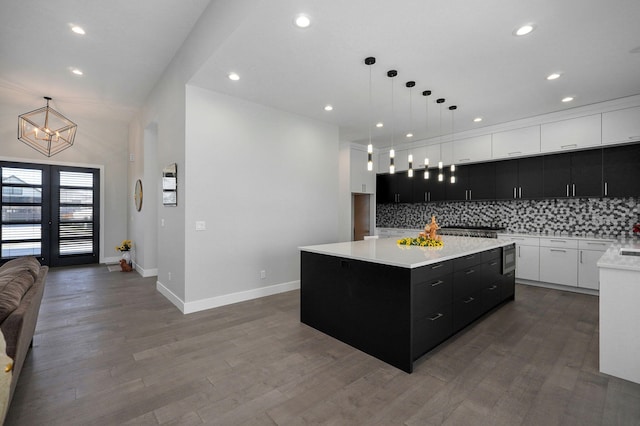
left=18, top=97, right=77, bottom=157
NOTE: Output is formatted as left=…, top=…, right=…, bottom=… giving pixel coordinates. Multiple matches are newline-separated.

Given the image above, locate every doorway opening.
left=352, top=193, right=373, bottom=241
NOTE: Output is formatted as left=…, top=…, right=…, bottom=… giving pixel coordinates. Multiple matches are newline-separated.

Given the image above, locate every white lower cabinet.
left=501, top=234, right=612, bottom=292
left=508, top=236, right=540, bottom=281
left=539, top=246, right=578, bottom=286
left=578, top=239, right=612, bottom=290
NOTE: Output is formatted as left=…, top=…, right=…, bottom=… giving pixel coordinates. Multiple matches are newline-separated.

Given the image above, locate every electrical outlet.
left=260, top=270, right=266, bottom=279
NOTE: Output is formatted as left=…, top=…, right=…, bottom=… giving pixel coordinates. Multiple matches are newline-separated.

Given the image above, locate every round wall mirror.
left=134, top=179, right=143, bottom=211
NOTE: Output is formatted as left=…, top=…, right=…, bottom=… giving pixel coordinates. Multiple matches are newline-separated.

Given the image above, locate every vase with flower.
left=633, top=223, right=640, bottom=237
left=115, top=239, right=133, bottom=266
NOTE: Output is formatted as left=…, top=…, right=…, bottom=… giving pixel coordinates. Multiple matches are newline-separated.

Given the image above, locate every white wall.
left=181, top=86, right=339, bottom=312
left=0, top=91, right=129, bottom=264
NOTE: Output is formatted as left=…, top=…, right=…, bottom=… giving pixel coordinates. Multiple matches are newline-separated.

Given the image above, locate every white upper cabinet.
left=409, top=146, right=427, bottom=169
left=492, top=125, right=541, bottom=159
left=452, top=134, right=492, bottom=164
left=440, top=141, right=454, bottom=166
left=378, top=148, right=409, bottom=172
left=424, top=144, right=443, bottom=168
left=602, top=106, right=640, bottom=145
left=350, top=146, right=375, bottom=193
left=541, top=114, right=602, bottom=152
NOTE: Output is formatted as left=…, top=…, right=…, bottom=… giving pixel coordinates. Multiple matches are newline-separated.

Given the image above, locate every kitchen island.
left=300, top=236, right=516, bottom=373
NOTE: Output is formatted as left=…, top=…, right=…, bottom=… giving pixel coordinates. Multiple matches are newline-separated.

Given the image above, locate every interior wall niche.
left=162, top=163, right=177, bottom=206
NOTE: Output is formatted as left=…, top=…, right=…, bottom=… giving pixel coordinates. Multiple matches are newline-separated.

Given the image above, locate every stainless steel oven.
left=502, top=243, right=516, bottom=274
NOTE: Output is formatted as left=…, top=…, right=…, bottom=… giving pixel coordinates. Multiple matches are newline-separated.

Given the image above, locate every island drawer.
left=453, top=266, right=483, bottom=299
left=412, top=303, right=453, bottom=359
left=483, top=257, right=502, bottom=284
left=482, top=247, right=502, bottom=262
left=453, top=252, right=483, bottom=270
left=413, top=275, right=453, bottom=318
left=411, top=260, right=453, bottom=282
left=453, top=290, right=483, bottom=332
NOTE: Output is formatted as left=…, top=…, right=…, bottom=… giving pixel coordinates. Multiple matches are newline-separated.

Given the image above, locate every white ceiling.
left=2, top=0, right=640, bottom=148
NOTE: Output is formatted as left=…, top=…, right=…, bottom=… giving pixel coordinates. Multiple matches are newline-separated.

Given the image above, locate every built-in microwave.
left=502, top=243, right=516, bottom=274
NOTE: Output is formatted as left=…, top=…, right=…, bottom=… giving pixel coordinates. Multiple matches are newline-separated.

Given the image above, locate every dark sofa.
left=0, top=256, right=48, bottom=423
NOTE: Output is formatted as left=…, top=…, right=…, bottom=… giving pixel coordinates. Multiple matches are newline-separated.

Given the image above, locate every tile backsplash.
left=376, top=197, right=640, bottom=237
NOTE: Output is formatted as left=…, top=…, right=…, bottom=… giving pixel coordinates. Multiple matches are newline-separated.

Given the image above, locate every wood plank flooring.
left=5, top=264, right=640, bottom=425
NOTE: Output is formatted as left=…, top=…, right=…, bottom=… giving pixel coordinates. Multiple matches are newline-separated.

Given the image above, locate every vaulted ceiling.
left=2, top=0, right=639, bottom=148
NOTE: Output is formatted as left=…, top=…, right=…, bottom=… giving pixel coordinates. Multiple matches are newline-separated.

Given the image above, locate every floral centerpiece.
left=397, top=215, right=444, bottom=247
left=633, top=223, right=640, bottom=236
left=115, top=240, right=132, bottom=252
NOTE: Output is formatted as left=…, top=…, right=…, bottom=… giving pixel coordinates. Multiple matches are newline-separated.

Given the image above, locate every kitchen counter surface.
left=597, top=239, right=640, bottom=272
left=299, top=235, right=513, bottom=269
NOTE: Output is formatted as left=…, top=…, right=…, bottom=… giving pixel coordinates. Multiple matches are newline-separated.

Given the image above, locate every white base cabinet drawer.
left=539, top=247, right=578, bottom=287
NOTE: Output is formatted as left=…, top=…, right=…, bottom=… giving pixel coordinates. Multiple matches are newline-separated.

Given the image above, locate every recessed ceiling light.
left=71, top=25, right=85, bottom=35
left=513, top=24, right=535, bottom=36
left=71, top=68, right=83, bottom=76
left=228, top=72, right=240, bottom=81
left=324, top=105, right=333, bottom=111
left=294, top=14, right=311, bottom=28
left=562, top=96, right=574, bottom=103
left=376, top=122, right=383, bottom=128
left=473, top=117, right=483, bottom=123
left=547, top=72, right=561, bottom=80
left=406, top=133, right=413, bottom=138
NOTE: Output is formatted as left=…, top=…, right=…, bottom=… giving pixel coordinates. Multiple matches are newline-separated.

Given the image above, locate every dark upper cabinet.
left=543, top=149, right=602, bottom=198
left=412, top=168, right=447, bottom=202
left=446, top=163, right=495, bottom=201
left=376, top=171, right=413, bottom=204
left=496, top=157, right=543, bottom=200
left=603, top=143, right=640, bottom=197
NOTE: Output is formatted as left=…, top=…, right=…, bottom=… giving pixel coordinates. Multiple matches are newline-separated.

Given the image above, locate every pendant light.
left=387, top=70, right=397, bottom=174
left=365, top=57, right=376, bottom=171
left=436, top=98, right=445, bottom=182
left=449, top=105, right=457, bottom=184
left=406, top=81, right=415, bottom=177
left=422, top=90, right=431, bottom=179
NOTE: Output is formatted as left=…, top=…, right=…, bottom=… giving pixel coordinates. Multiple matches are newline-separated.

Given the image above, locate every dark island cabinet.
left=543, top=150, right=602, bottom=198
left=603, top=143, right=640, bottom=197
left=300, top=245, right=515, bottom=373
left=495, top=157, right=543, bottom=199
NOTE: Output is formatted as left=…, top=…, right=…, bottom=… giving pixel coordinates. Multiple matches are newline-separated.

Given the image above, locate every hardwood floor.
left=5, top=264, right=640, bottom=425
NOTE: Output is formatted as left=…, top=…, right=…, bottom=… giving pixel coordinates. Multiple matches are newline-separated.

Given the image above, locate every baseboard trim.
left=135, top=264, right=158, bottom=278
left=156, top=280, right=301, bottom=314
left=516, top=279, right=599, bottom=296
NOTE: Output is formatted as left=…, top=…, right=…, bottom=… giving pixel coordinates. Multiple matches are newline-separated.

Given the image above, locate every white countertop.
left=597, top=239, right=640, bottom=272
left=300, top=235, right=514, bottom=269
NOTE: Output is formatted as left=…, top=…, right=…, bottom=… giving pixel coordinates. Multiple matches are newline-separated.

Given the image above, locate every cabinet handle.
left=518, top=246, right=521, bottom=257
left=586, top=242, right=607, bottom=246
left=566, top=184, right=570, bottom=197
left=513, top=187, right=517, bottom=199
left=465, top=269, right=475, bottom=275
left=428, top=313, right=444, bottom=321
left=580, top=250, right=583, bottom=264
left=463, top=297, right=475, bottom=304
left=508, top=151, right=522, bottom=156
left=490, top=261, right=498, bottom=266
left=550, top=249, right=567, bottom=253
left=572, top=184, right=576, bottom=197
left=431, top=264, right=443, bottom=270
left=519, top=187, right=522, bottom=198
left=430, top=280, right=444, bottom=287
left=424, top=192, right=428, bottom=202
left=488, top=285, right=498, bottom=291
left=550, top=240, right=567, bottom=243
left=561, top=144, right=578, bottom=149
left=465, top=255, right=475, bottom=260
left=604, top=182, right=608, bottom=197
left=459, top=158, right=470, bottom=162
left=469, top=189, right=472, bottom=200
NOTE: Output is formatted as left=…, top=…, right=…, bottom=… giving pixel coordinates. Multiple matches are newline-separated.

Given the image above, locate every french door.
left=1, top=161, right=100, bottom=267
